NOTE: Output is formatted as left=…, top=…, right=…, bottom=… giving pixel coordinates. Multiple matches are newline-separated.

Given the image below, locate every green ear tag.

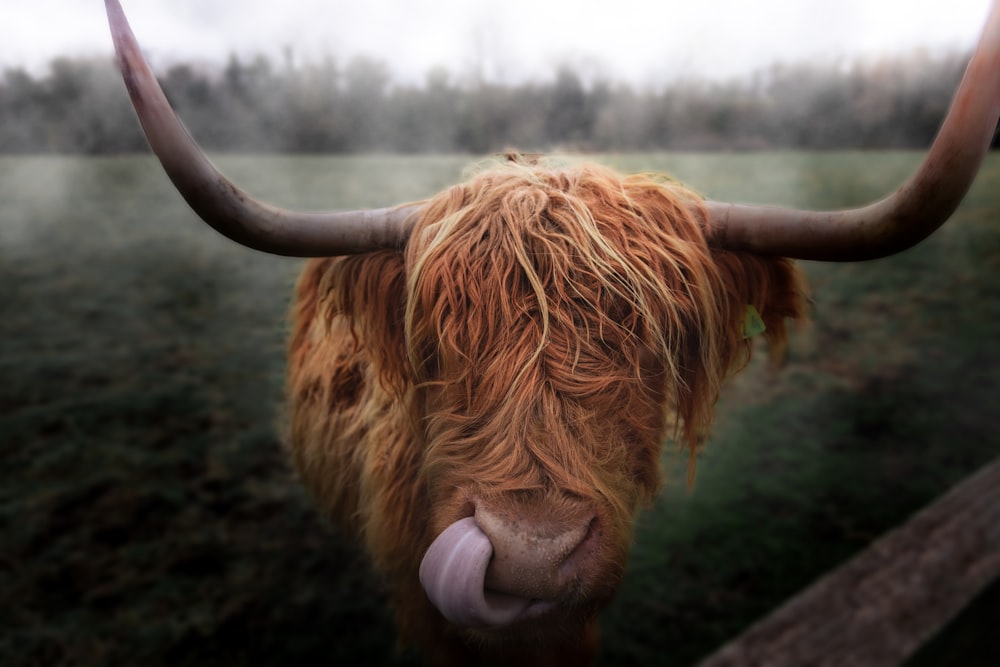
left=742, top=305, right=766, bottom=339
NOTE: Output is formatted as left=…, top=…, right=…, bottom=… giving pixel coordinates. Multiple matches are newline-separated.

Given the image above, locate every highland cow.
left=286, top=162, right=806, bottom=663
left=105, top=0, right=1000, bottom=664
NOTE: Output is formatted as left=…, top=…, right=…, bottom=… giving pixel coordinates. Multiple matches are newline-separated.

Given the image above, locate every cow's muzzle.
left=419, top=507, right=597, bottom=629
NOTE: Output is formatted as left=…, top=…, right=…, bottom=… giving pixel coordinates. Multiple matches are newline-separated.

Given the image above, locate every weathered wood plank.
left=696, top=457, right=1000, bottom=667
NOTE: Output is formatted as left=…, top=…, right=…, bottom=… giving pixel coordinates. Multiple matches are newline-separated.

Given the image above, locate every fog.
left=2, top=0, right=993, bottom=86
left=0, top=46, right=981, bottom=154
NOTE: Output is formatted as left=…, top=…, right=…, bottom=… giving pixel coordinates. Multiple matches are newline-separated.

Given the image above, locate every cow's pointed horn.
left=105, top=0, right=417, bottom=257
left=702, top=0, right=1000, bottom=261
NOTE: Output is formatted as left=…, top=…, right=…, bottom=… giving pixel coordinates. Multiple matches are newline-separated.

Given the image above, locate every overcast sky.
left=2, top=0, right=994, bottom=85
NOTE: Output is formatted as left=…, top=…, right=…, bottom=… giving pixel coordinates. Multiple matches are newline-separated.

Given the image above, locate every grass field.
left=1, top=152, right=998, bottom=666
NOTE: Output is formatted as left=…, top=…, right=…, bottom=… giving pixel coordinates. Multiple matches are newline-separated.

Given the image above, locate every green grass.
left=1, top=153, right=998, bottom=666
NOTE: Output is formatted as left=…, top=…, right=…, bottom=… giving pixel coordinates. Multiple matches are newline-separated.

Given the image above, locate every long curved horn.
left=703, top=1, right=1000, bottom=261
left=105, top=0, right=418, bottom=257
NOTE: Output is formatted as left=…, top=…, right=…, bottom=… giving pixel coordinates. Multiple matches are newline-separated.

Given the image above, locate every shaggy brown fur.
left=286, top=161, right=807, bottom=665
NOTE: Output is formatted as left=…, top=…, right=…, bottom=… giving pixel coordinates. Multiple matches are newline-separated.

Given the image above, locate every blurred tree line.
left=1, top=49, right=995, bottom=154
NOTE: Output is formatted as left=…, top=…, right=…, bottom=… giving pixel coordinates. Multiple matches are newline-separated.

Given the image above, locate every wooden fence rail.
left=695, top=456, right=1000, bottom=667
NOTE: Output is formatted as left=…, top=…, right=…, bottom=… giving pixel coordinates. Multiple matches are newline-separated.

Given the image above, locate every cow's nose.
left=475, top=504, right=597, bottom=600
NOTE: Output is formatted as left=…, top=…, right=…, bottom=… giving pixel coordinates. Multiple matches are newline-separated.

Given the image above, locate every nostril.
left=457, top=500, right=476, bottom=520
left=558, top=516, right=599, bottom=578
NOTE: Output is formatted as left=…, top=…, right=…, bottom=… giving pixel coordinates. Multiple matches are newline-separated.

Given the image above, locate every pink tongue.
left=419, top=517, right=538, bottom=628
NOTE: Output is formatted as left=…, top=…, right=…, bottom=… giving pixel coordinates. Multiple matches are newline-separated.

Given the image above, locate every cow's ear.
left=708, top=249, right=810, bottom=365
left=319, top=251, right=412, bottom=393
left=352, top=251, right=410, bottom=393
